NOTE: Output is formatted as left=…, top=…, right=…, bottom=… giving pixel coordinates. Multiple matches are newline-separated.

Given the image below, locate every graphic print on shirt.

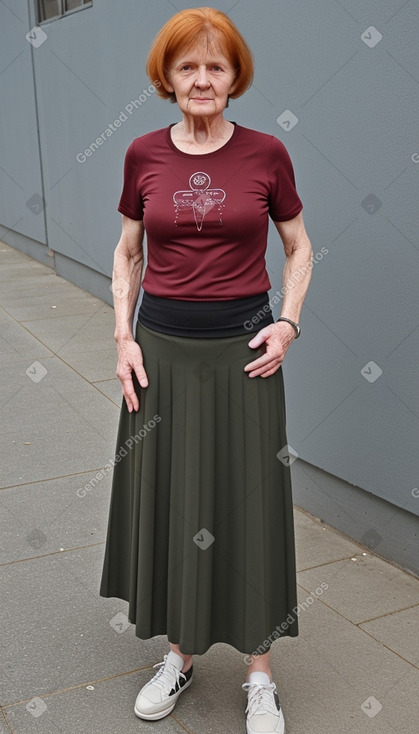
left=173, top=172, right=226, bottom=231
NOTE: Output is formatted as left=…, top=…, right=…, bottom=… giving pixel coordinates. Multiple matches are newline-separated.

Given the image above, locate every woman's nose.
left=195, top=67, right=210, bottom=87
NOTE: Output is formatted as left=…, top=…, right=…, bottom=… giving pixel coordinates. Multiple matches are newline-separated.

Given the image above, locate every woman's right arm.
left=113, top=215, right=148, bottom=413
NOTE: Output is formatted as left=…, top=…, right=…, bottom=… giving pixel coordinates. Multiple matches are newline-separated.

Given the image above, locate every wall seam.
left=26, top=0, right=51, bottom=262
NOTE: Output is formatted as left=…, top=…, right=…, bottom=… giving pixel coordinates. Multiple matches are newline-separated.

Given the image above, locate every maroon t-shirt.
left=118, top=123, right=303, bottom=301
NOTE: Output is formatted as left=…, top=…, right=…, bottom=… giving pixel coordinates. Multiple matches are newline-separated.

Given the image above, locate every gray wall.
left=0, top=0, right=46, bottom=246
left=1, top=0, right=418, bottom=571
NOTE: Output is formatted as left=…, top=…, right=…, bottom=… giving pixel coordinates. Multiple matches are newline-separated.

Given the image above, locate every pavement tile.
left=2, top=291, right=102, bottom=322
left=377, top=666, right=419, bottom=732
left=92, top=378, right=123, bottom=407
left=0, top=307, right=53, bottom=365
left=0, top=713, right=10, bottom=734
left=264, top=590, right=417, bottom=734
left=0, top=273, right=78, bottom=298
left=0, top=472, right=112, bottom=564
left=0, top=261, right=48, bottom=287
left=0, top=545, right=169, bottom=705
left=0, top=428, right=113, bottom=489
left=359, top=605, right=419, bottom=667
left=174, top=643, right=247, bottom=734
left=58, top=347, right=117, bottom=383
left=294, top=507, right=361, bottom=571
left=3, top=673, right=187, bottom=734
left=0, top=356, right=118, bottom=487
left=0, top=243, right=32, bottom=264
left=297, top=553, right=419, bottom=623
left=338, top=714, right=412, bottom=733
left=20, top=308, right=115, bottom=355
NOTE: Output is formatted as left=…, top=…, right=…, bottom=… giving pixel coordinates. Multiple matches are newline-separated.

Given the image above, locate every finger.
left=244, top=351, right=277, bottom=373
left=127, top=360, right=149, bottom=410
left=247, top=359, right=282, bottom=378
left=247, top=328, right=270, bottom=349
left=121, top=377, right=139, bottom=413
left=258, top=364, right=282, bottom=378
left=134, top=362, right=149, bottom=388
left=124, top=395, right=136, bottom=413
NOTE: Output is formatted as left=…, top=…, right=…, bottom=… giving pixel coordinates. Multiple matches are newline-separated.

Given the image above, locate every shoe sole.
left=134, top=673, right=193, bottom=720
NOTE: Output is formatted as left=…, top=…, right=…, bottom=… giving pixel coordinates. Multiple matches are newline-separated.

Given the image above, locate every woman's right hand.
left=116, top=337, right=149, bottom=413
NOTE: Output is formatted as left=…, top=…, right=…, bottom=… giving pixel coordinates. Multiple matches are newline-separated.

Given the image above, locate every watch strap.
left=277, top=316, right=301, bottom=338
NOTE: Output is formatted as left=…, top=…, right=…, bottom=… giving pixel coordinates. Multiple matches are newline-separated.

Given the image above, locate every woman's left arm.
left=244, top=212, right=313, bottom=378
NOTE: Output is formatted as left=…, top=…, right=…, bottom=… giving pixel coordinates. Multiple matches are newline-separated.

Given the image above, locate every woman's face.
left=165, top=38, right=238, bottom=118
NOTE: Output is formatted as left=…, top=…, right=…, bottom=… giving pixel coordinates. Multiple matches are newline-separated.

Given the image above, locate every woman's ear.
left=228, top=74, right=239, bottom=98
left=162, top=72, right=174, bottom=94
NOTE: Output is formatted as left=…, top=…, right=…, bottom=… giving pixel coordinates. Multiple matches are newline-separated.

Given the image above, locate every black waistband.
left=138, top=291, right=273, bottom=338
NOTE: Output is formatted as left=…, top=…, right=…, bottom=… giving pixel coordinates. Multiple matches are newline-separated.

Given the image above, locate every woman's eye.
left=178, top=64, right=223, bottom=72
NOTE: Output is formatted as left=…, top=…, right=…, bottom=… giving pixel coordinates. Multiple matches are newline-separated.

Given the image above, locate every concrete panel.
left=291, top=459, right=419, bottom=576
left=0, top=230, right=52, bottom=268
left=20, top=306, right=115, bottom=354
left=30, top=1, right=177, bottom=275
left=294, top=507, right=361, bottom=572
left=297, top=554, right=419, bottom=624
left=1, top=278, right=101, bottom=321
left=360, top=604, right=419, bottom=668
left=92, top=378, right=123, bottom=407
left=0, top=307, right=53, bottom=365
left=3, top=673, right=187, bottom=734
left=0, top=545, right=167, bottom=704
left=0, top=472, right=112, bottom=564
left=57, top=347, right=117, bottom=383
left=0, top=354, right=118, bottom=487
left=0, top=0, right=47, bottom=244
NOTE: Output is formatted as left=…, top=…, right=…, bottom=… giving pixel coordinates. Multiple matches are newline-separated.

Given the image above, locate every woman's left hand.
left=244, top=321, right=296, bottom=378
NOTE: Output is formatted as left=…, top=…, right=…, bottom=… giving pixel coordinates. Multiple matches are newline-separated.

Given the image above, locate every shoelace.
left=149, top=655, right=187, bottom=696
left=242, top=681, right=280, bottom=718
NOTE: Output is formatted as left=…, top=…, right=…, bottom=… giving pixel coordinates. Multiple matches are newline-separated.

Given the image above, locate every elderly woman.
left=100, top=7, right=312, bottom=734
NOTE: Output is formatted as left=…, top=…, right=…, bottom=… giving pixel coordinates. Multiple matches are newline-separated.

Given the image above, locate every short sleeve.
left=268, top=137, right=303, bottom=222
left=117, top=140, right=144, bottom=220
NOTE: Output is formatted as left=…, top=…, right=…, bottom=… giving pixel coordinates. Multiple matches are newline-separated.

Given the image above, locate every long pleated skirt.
left=100, top=321, right=299, bottom=655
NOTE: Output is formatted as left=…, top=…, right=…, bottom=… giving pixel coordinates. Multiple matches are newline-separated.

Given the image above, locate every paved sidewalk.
left=1, top=242, right=418, bottom=734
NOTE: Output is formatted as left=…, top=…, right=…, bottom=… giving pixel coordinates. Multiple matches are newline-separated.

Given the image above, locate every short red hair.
left=146, top=7, right=254, bottom=102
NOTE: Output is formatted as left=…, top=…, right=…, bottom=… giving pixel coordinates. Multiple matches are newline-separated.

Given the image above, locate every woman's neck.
left=171, top=116, right=234, bottom=153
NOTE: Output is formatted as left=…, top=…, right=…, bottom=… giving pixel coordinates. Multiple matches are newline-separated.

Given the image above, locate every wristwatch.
left=276, top=316, right=301, bottom=339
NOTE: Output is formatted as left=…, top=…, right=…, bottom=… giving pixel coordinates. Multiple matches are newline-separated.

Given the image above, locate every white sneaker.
left=242, top=672, right=285, bottom=734
left=134, top=650, right=193, bottom=720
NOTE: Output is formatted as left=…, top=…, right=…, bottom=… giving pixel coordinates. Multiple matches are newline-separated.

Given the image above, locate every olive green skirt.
left=100, top=321, right=298, bottom=655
